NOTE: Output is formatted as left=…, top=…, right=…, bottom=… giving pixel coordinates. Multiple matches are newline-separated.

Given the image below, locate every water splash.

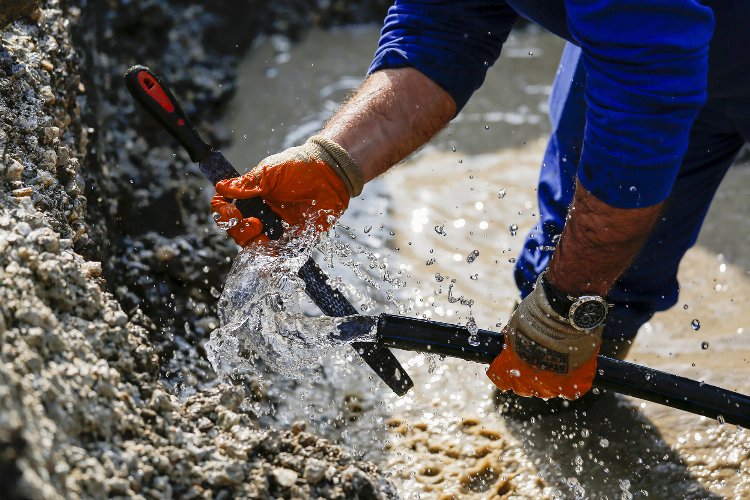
left=205, top=241, right=372, bottom=382
left=466, top=316, right=480, bottom=347
left=212, top=211, right=239, bottom=229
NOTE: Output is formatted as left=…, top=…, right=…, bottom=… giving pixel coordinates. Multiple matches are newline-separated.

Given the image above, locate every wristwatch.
left=540, top=273, right=609, bottom=331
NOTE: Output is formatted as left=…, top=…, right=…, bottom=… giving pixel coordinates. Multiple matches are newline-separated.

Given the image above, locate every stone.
left=39, top=149, right=58, bottom=171
left=39, top=86, right=56, bottom=105
left=216, top=406, right=240, bottom=430
left=43, top=127, right=60, bottom=144
left=6, top=159, right=24, bottom=180
left=303, top=458, right=327, bottom=484
left=81, top=261, right=102, bottom=278
left=271, top=467, right=298, bottom=488
left=12, top=187, right=33, bottom=197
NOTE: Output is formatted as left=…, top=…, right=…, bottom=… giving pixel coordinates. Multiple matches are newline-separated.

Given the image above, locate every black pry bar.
left=124, top=65, right=414, bottom=396
left=375, top=313, right=750, bottom=428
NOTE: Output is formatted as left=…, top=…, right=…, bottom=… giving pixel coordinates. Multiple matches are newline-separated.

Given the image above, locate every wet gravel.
left=1, top=0, right=397, bottom=498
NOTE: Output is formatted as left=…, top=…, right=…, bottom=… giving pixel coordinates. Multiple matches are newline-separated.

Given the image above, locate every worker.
left=212, top=1, right=750, bottom=402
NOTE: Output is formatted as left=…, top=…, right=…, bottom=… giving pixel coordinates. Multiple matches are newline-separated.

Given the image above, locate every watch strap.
left=540, top=273, right=573, bottom=319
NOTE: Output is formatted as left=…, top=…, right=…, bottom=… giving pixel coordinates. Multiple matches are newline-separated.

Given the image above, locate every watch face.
left=569, top=296, right=608, bottom=330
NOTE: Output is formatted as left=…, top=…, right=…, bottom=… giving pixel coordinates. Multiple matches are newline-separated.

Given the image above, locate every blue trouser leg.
left=514, top=43, right=747, bottom=342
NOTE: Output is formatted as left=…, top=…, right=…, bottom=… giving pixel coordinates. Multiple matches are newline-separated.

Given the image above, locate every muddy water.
left=225, top=25, right=750, bottom=498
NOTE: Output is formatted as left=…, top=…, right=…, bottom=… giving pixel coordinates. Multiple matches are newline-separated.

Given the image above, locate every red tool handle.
left=124, top=65, right=211, bottom=163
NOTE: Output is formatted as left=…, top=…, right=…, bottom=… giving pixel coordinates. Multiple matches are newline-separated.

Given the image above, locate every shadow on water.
left=498, top=391, right=721, bottom=499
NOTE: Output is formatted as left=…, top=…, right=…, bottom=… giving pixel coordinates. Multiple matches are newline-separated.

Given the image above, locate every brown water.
left=225, top=25, right=750, bottom=499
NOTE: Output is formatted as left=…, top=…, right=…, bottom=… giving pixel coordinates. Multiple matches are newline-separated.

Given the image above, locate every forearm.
left=320, top=68, right=456, bottom=183
left=546, top=180, right=664, bottom=296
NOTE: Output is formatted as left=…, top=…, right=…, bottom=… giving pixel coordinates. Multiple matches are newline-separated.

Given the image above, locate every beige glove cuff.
left=307, top=135, right=364, bottom=197
left=511, top=274, right=602, bottom=370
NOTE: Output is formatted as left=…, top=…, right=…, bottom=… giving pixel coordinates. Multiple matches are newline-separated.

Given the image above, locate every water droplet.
left=434, top=224, right=446, bottom=236
left=210, top=286, right=221, bottom=298
left=574, top=455, right=583, bottom=474
left=425, top=258, right=436, bottom=266
left=683, top=304, right=689, bottom=310
left=434, top=273, right=445, bottom=283
left=469, top=274, right=478, bottom=280
left=364, top=225, right=372, bottom=233
left=497, top=188, right=506, bottom=199
left=717, top=414, right=725, bottom=425
left=484, top=125, right=490, bottom=130
left=581, top=429, right=590, bottom=438
left=466, top=250, right=479, bottom=263
left=691, top=319, right=700, bottom=330
left=466, top=317, right=481, bottom=346
left=509, top=224, right=518, bottom=236
left=701, top=341, right=709, bottom=350
left=599, top=438, right=609, bottom=448
left=427, top=355, right=437, bottom=374
left=311, top=199, right=317, bottom=205
left=509, top=369, right=521, bottom=377
left=216, top=218, right=238, bottom=230
left=508, top=257, right=516, bottom=264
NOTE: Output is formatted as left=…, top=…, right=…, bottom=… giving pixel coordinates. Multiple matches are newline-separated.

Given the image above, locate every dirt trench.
left=0, top=0, right=398, bottom=498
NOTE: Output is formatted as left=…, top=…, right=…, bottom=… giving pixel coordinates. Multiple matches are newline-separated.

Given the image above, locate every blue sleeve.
left=568, top=0, right=714, bottom=208
left=368, top=0, right=518, bottom=113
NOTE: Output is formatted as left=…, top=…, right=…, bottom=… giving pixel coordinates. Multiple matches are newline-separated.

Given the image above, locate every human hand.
left=211, top=136, right=363, bottom=247
left=486, top=273, right=604, bottom=400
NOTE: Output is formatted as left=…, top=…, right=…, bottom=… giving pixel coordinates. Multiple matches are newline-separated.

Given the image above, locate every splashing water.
left=212, top=211, right=239, bottom=229
left=466, top=316, right=480, bottom=346
left=205, top=241, right=375, bottom=381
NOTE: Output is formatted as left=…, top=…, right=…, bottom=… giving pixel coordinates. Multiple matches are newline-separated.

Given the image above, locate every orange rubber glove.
left=487, top=274, right=603, bottom=400
left=211, top=136, right=363, bottom=247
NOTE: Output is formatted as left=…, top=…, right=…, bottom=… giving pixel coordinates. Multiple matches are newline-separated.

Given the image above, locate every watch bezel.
left=568, top=295, right=609, bottom=331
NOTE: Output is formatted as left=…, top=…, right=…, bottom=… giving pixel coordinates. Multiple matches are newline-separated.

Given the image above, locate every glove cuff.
left=511, top=274, right=603, bottom=372
left=307, top=135, right=364, bottom=197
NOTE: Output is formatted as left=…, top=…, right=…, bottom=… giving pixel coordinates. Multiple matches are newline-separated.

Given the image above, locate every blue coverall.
left=369, top=1, right=750, bottom=343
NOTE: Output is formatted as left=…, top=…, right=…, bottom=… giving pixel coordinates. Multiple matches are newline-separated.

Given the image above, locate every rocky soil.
left=0, top=0, right=396, bottom=498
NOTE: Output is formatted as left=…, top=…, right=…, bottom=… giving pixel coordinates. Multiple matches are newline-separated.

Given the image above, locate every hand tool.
left=336, top=313, right=750, bottom=428
left=124, top=65, right=413, bottom=395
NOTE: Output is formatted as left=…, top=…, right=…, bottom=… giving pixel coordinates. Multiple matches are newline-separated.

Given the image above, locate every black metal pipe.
left=376, top=313, right=750, bottom=428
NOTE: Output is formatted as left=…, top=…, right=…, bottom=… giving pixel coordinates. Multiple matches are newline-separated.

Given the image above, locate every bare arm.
left=320, top=68, right=456, bottom=183
left=546, top=180, right=664, bottom=296
left=321, top=68, right=659, bottom=297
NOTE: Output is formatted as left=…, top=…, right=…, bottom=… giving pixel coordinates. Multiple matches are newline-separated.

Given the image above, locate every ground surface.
left=0, top=1, right=396, bottom=498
